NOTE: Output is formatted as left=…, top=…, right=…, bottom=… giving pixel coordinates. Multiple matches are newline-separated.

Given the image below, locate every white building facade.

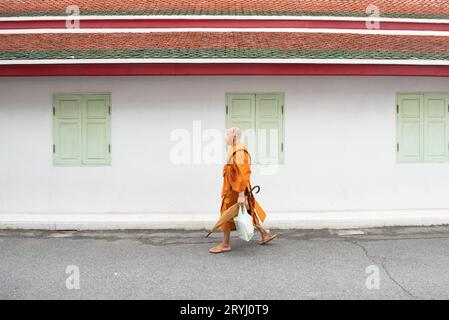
left=2, top=1, right=449, bottom=229
left=2, top=76, right=449, bottom=229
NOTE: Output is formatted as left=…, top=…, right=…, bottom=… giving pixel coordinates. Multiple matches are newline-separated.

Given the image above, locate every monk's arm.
left=229, top=150, right=251, bottom=194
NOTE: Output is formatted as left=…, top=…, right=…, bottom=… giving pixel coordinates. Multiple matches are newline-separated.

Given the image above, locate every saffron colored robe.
left=219, top=144, right=267, bottom=232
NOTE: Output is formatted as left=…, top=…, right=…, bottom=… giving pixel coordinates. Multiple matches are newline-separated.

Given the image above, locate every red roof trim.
left=2, top=63, right=449, bottom=77
left=2, top=19, right=449, bottom=31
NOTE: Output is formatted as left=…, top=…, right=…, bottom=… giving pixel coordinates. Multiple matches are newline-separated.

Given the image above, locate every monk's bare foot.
left=209, top=243, right=232, bottom=254
left=259, top=229, right=278, bottom=245
left=259, top=228, right=270, bottom=239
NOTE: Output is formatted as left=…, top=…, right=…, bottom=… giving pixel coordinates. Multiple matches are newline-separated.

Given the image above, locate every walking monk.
left=209, top=126, right=278, bottom=254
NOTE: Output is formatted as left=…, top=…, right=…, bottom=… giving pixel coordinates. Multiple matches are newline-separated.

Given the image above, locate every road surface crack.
left=347, top=240, right=420, bottom=299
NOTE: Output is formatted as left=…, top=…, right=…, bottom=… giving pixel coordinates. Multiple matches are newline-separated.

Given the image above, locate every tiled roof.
left=1, top=32, right=448, bottom=61
left=2, top=0, right=449, bottom=19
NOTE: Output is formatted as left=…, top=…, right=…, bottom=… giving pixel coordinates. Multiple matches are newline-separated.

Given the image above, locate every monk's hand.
left=238, top=192, right=246, bottom=206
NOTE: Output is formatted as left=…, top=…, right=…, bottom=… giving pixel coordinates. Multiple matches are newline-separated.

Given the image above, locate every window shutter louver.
left=82, top=94, right=111, bottom=165
left=53, top=94, right=83, bottom=165
left=397, top=94, right=424, bottom=163
left=423, top=93, right=448, bottom=162
left=255, top=93, right=284, bottom=164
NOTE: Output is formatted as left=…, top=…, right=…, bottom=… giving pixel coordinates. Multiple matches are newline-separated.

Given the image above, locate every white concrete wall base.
left=1, top=209, right=449, bottom=230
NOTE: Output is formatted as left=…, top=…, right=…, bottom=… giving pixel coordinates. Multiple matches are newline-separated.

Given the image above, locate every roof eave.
left=1, top=61, right=449, bottom=77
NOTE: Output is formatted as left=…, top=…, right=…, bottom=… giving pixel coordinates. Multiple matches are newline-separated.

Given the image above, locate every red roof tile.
left=0, top=32, right=447, bottom=52
left=1, top=32, right=448, bottom=61
left=2, top=0, right=449, bottom=19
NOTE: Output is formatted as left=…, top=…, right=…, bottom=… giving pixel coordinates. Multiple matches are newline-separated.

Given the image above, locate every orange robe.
left=219, top=144, right=267, bottom=232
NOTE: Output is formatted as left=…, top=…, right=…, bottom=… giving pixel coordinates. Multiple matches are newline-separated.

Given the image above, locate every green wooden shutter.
left=53, top=94, right=83, bottom=165
left=82, top=94, right=111, bottom=165
left=423, top=93, right=449, bottom=162
left=226, top=93, right=256, bottom=153
left=255, top=93, right=284, bottom=164
left=397, top=94, right=424, bottom=163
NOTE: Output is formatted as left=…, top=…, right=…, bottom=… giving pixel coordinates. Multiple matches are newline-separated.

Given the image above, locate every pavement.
left=1, top=226, right=449, bottom=299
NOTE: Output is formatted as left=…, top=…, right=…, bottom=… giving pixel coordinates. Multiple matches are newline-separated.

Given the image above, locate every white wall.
left=1, top=76, right=449, bottom=225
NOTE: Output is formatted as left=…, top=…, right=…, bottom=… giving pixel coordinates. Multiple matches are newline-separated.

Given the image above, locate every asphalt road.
left=1, top=226, right=449, bottom=299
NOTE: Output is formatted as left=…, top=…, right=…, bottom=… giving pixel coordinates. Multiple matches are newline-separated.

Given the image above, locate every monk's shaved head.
left=225, top=125, right=242, bottom=146
left=228, top=126, right=242, bottom=139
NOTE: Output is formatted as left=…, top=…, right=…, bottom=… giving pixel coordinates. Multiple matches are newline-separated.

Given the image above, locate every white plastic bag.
left=234, top=205, right=254, bottom=242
